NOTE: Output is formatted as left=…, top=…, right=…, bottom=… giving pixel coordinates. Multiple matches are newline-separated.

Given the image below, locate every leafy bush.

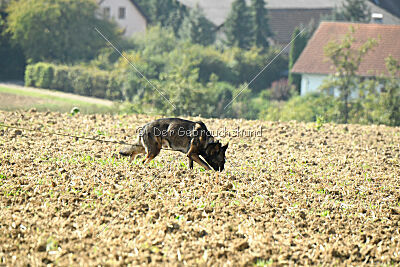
left=24, top=63, right=54, bottom=88
left=268, top=78, right=294, bottom=101
left=90, top=71, right=109, bottom=99
left=260, top=93, right=339, bottom=122
left=23, top=26, right=288, bottom=120
left=66, top=68, right=90, bottom=96
left=35, top=63, right=54, bottom=88
left=51, top=66, right=72, bottom=92
left=24, top=64, right=35, bottom=86
left=107, top=73, right=124, bottom=101
left=25, top=62, right=124, bottom=101
left=121, top=27, right=287, bottom=92
left=128, top=26, right=179, bottom=57
left=230, top=46, right=288, bottom=94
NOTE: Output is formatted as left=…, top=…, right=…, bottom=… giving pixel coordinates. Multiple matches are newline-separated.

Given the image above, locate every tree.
left=144, top=0, right=187, bottom=35
left=167, top=1, right=188, bottom=35
left=224, top=0, right=253, bottom=49
left=149, top=0, right=175, bottom=25
left=321, top=27, right=378, bottom=123
left=250, top=0, right=271, bottom=49
left=288, top=27, right=310, bottom=91
left=334, top=0, right=371, bottom=22
left=381, top=56, right=400, bottom=126
left=6, top=0, right=119, bottom=63
left=179, top=5, right=216, bottom=46
left=0, top=1, right=25, bottom=80
left=0, top=0, right=9, bottom=10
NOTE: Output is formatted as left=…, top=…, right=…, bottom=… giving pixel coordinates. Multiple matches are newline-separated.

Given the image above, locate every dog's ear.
left=206, top=143, right=217, bottom=155
left=222, top=142, right=229, bottom=152
left=216, top=141, right=221, bottom=150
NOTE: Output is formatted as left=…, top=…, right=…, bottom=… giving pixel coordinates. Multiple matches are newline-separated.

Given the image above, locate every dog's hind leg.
left=142, top=148, right=161, bottom=165
left=130, top=146, right=146, bottom=162
left=142, top=139, right=162, bottom=165
left=130, top=148, right=145, bottom=162
left=188, top=158, right=193, bottom=169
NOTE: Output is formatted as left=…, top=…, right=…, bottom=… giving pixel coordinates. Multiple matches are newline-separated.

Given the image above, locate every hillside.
left=0, top=83, right=115, bottom=114
left=1, top=110, right=400, bottom=265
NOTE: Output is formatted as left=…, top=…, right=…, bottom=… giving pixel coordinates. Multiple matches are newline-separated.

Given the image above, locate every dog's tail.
left=119, top=145, right=137, bottom=156
left=119, top=137, right=144, bottom=157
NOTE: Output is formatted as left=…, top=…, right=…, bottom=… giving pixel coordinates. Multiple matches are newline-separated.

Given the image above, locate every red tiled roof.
left=291, top=22, right=400, bottom=77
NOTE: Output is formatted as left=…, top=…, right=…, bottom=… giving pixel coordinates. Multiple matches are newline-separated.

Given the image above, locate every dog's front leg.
left=187, top=153, right=211, bottom=170
left=187, top=138, right=212, bottom=170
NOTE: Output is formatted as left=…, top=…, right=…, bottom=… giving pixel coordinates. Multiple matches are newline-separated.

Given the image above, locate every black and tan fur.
left=119, top=118, right=228, bottom=171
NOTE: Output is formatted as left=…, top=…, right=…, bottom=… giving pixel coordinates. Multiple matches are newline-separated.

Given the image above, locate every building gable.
left=99, top=0, right=147, bottom=36
left=291, top=22, right=400, bottom=78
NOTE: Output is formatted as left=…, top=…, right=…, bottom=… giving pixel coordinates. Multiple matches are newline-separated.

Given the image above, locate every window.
left=118, top=7, right=126, bottom=19
left=372, top=13, right=383, bottom=24
left=103, top=7, right=110, bottom=19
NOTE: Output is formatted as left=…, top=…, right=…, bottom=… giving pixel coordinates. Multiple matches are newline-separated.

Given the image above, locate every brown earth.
left=0, top=92, right=46, bottom=110
left=0, top=110, right=400, bottom=266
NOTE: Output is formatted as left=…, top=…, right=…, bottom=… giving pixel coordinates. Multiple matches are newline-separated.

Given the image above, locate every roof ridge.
left=129, top=0, right=150, bottom=22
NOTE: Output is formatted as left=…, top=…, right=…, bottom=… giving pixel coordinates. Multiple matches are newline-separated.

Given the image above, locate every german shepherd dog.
left=119, top=118, right=228, bottom=171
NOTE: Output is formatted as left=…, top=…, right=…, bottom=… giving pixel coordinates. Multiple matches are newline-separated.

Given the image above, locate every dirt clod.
left=235, top=241, right=249, bottom=251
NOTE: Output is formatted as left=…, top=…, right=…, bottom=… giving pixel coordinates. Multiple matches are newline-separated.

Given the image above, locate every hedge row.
left=25, top=63, right=123, bottom=100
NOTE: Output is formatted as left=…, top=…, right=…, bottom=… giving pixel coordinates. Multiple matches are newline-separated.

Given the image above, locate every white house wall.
left=300, top=74, right=329, bottom=96
left=300, top=74, right=379, bottom=98
left=99, top=0, right=147, bottom=37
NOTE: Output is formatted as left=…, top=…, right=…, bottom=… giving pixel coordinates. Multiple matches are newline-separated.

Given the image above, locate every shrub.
left=90, top=71, right=109, bottom=99
left=24, top=62, right=123, bottom=101
left=35, top=63, right=54, bottom=89
left=107, top=73, right=123, bottom=100
left=51, top=66, right=72, bottom=92
left=67, top=68, right=91, bottom=96
left=24, top=64, right=35, bottom=86
left=205, top=79, right=235, bottom=118
left=230, top=46, right=289, bottom=94
left=260, top=93, right=339, bottom=122
left=269, top=78, right=294, bottom=101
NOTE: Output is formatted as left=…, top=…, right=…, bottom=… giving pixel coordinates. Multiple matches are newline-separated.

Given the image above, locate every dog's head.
left=202, top=141, right=228, bottom=171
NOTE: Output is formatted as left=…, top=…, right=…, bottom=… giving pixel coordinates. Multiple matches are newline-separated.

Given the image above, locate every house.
left=370, top=0, right=400, bottom=19
left=291, top=22, right=400, bottom=96
left=177, top=0, right=400, bottom=47
left=98, top=0, right=148, bottom=37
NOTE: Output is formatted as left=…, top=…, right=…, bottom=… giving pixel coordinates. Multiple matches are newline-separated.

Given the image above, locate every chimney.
left=371, top=13, right=383, bottom=24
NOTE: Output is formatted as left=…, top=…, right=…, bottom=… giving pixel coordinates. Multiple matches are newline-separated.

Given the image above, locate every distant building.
left=98, top=0, right=148, bottom=37
left=291, top=22, right=400, bottom=96
left=369, top=0, right=400, bottom=19
left=177, top=0, right=400, bottom=47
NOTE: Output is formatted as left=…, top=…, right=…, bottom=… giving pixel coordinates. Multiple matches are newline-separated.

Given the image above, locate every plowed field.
left=1, top=110, right=400, bottom=266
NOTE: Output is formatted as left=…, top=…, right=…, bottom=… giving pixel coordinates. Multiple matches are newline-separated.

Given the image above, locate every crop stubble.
left=0, top=110, right=400, bottom=266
